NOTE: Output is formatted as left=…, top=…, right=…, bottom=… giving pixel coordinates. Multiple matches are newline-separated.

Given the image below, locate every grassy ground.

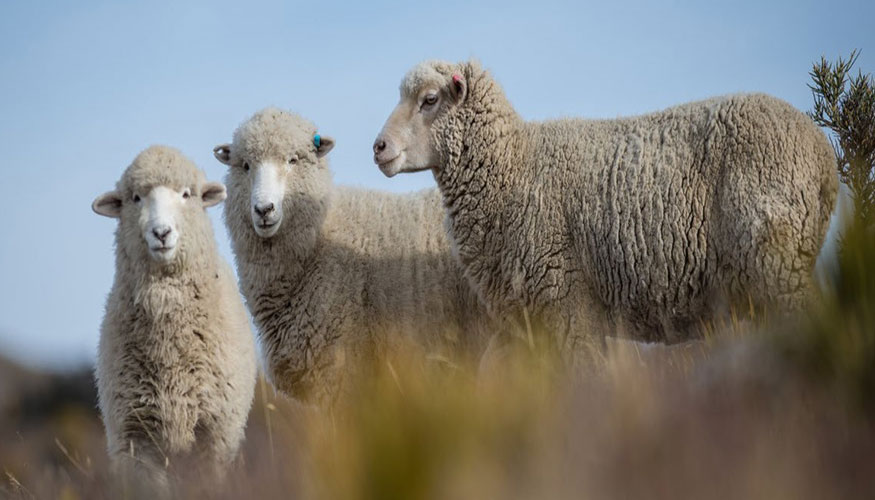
left=2, top=334, right=873, bottom=499
left=2, top=228, right=873, bottom=500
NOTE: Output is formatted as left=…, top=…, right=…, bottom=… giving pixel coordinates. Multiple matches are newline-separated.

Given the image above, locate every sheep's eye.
left=182, top=189, right=191, bottom=199
left=243, top=162, right=250, bottom=172
left=422, top=93, right=439, bottom=108
left=133, top=194, right=141, bottom=203
left=288, top=156, right=298, bottom=165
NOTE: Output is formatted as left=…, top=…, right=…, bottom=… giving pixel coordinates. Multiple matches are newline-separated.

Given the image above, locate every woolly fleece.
left=387, top=60, right=838, bottom=358
left=219, top=108, right=494, bottom=405
left=95, top=146, right=257, bottom=488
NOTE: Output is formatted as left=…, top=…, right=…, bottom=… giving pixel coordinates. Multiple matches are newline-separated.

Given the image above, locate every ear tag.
left=452, top=74, right=462, bottom=83
left=314, top=134, right=321, bottom=149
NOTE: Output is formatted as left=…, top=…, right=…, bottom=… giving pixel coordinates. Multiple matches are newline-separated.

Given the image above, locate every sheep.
left=213, top=108, right=495, bottom=405
left=372, top=59, right=838, bottom=366
left=91, top=145, right=257, bottom=492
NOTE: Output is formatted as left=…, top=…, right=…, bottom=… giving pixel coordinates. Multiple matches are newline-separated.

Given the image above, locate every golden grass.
left=2, top=224, right=873, bottom=499
left=3, top=324, right=874, bottom=500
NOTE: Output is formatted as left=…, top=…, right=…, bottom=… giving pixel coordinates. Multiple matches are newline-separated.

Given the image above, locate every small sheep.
left=213, top=108, right=495, bottom=405
left=373, top=60, right=838, bottom=364
left=92, top=146, right=256, bottom=490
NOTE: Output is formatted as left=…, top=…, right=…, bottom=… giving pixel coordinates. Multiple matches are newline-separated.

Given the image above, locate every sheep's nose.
left=254, top=202, right=275, bottom=217
left=152, top=225, right=171, bottom=243
left=373, top=138, right=386, bottom=155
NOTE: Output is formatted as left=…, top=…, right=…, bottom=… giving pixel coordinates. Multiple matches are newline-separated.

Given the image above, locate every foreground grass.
left=2, top=327, right=874, bottom=499
left=2, top=228, right=874, bottom=500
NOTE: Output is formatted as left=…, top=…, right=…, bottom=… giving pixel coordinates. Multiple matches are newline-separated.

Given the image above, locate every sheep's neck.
left=115, top=251, right=220, bottom=324
left=235, top=210, right=326, bottom=293
left=432, top=76, right=548, bottom=316
left=434, top=76, right=524, bottom=222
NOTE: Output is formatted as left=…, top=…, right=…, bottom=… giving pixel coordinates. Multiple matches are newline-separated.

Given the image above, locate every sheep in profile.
left=214, top=108, right=495, bottom=405
left=92, top=146, right=256, bottom=491
left=373, top=59, right=838, bottom=365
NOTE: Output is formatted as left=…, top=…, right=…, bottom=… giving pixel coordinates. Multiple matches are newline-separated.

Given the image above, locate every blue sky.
left=0, top=0, right=872, bottom=370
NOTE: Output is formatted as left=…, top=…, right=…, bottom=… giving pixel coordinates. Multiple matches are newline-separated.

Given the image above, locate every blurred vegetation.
left=780, top=51, right=875, bottom=415
left=4, top=330, right=875, bottom=500
left=2, top=53, right=875, bottom=499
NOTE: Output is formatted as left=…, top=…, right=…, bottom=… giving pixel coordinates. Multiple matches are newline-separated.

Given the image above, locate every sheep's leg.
left=508, top=295, right=609, bottom=375
left=478, top=328, right=512, bottom=374
left=719, top=199, right=819, bottom=317
left=108, top=443, right=171, bottom=499
left=180, top=421, right=240, bottom=492
left=561, top=299, right=611, bottom=375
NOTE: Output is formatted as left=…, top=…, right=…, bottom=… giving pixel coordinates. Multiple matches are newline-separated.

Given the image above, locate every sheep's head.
left=373, top=60, right=470, bottom=177
left=214, top=108, right=334, bottom=239
left=92, top=146, right=226, bottom=266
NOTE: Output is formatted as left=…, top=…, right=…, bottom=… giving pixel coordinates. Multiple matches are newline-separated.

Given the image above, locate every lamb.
left=213, top=108, right=495, bottom=405
left=91, top=146, right=257, bottom=491
left=372, top=59, right=838, bottom=365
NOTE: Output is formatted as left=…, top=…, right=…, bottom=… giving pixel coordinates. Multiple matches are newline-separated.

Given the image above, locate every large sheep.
left=92, top=146, right=257, bottom=491
left=373, top=60, right=838, bottom=363
left=213, top=108, right=495, bottom=405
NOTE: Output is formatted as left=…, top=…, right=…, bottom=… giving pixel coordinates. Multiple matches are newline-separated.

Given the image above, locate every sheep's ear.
left=213, top=144, right=232, bottom=166
left=315, top=135, right=335, bottom=158
left=201, top=182, right=227, bottom=208
left=92, top=191, right=122, bottom=218
left=450, top=71, right=467, bottom=104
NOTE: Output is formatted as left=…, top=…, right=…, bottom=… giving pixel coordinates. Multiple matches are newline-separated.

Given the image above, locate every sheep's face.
left=215, top=108, right=334, bottom=239
left=92, top=146, right=226, bottom=266
left=374, top=60, right=467, bottom=177
left=247, top=160, right=286, bottom=238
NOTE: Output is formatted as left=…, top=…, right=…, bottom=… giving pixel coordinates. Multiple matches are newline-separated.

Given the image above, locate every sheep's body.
left=387, top=62, right=838, bottom=354
left=95, top=146, right=256, bottom=488
left=221, top=109, right=494, bottom=404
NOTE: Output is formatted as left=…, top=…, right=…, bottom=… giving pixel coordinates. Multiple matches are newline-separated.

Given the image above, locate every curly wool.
left=406, top=60, right=838, bottom=349
left=222, top=109, right=494, bottom=404
left=96, top=146, right=256, bottom=487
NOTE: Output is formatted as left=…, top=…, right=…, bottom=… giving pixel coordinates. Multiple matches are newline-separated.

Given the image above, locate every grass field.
left=2, top=227, right=873, bottom=500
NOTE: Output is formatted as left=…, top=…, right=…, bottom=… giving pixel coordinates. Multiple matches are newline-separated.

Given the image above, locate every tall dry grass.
left=3, top=290, right=874, bottom=500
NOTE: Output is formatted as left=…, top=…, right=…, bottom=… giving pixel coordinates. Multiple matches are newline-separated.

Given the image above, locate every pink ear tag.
left=452, top=74, right=462, bottom=84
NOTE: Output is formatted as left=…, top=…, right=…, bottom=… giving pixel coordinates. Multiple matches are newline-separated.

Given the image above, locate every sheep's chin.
left=253, top=219, right=281, bottom=238
left=148, top=246, right=178, bottom=263
left=379, top=154, right=434, bottom=177
left=377, top=153, right=405, bottom=177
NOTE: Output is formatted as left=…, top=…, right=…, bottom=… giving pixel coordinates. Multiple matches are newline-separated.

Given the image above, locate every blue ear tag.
left=314, top=134, right=321, bottom=149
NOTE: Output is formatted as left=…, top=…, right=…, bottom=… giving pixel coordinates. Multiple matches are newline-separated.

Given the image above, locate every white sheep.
left=213, top=108, right=495, bottom=405
left=92, top=145, right=256, bottom=492
left=373, top=59, right=838, bottom=366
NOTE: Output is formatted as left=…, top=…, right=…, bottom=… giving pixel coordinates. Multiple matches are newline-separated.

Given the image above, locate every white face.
left=212, top=119, right=335, bottom=240
left=93, top=174, right=227, bottom=265
left=134, top=185, right=191, bottom=263
left=373, top=88, right=443, bottom=177
left=373, top=64, right=466, bottom=177
left=249, top=162, right=285, bottom=238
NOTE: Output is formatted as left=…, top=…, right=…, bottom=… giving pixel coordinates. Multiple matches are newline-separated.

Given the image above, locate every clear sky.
left=0, top=0, right=872, bottom=370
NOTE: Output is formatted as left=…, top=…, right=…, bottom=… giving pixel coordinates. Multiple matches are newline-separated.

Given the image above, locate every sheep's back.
left=532, top=94, right=829, bottom=339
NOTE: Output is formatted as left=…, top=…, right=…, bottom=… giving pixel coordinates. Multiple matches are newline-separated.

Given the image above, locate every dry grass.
left=2, top=324, right=874, bottom=499
left=3, top=226, right=874, bottom=499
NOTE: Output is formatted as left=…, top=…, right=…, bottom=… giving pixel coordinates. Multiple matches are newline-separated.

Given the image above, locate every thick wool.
left=221, top=109, right=494, bottom=404
left=400, top=60, right=838, bottom=351
left=95, top=146, right=256, bottom=487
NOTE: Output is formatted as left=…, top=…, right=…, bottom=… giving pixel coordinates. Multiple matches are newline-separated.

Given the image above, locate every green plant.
left=808, top=50, right=875, bottom=224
